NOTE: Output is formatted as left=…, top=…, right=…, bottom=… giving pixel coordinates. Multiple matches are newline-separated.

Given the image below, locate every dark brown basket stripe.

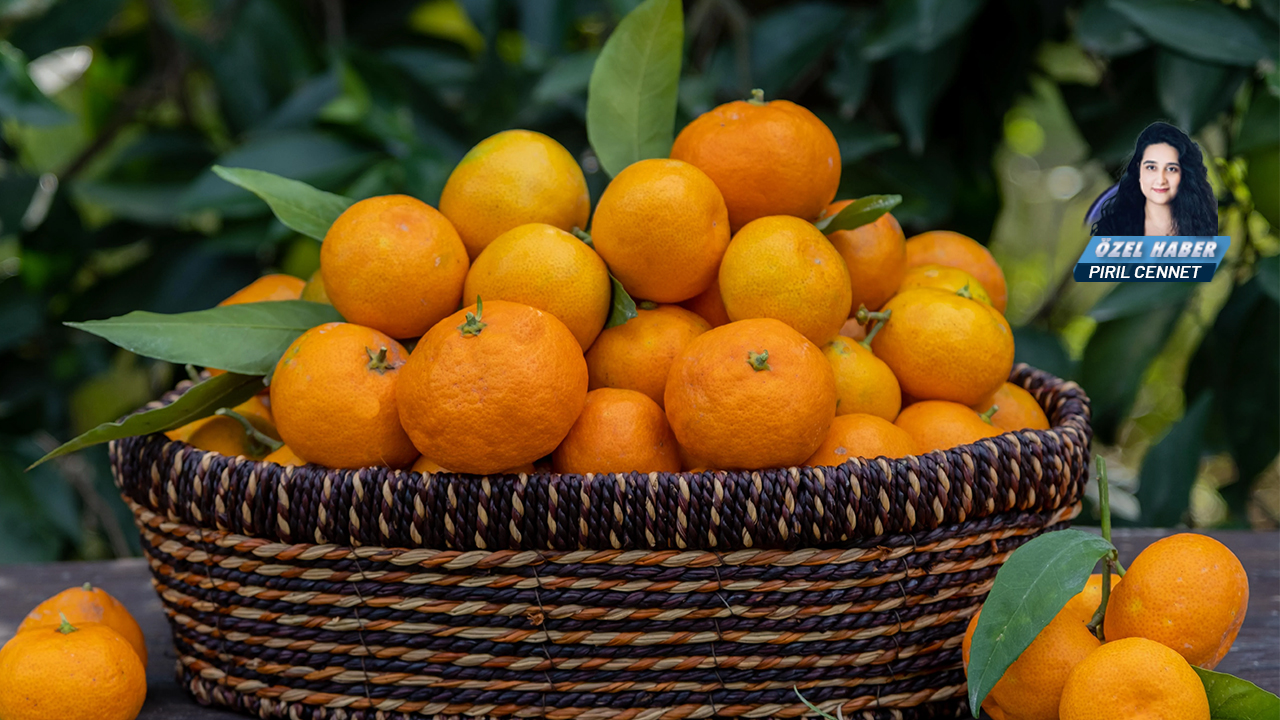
left=110, top=366, right=1091, bottom=719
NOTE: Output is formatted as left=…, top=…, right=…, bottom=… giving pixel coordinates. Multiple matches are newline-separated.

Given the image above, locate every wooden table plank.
left=1, top=530, right=1275, bottom=719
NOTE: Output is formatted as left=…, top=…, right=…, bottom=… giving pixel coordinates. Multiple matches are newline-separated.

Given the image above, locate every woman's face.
left=1139, top=142, right=1181, bottom=205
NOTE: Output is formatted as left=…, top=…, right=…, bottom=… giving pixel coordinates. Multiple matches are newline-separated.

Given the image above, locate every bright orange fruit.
left=397, top=300, right=588, bottom=475
left=585, top=303, right=711, bottom=408
left=0, top=619, right=147, bottom=720
left=321, top=195, right=468, bottom=339
left=665, top=318, right=836, bottom=470
left=591, top=158, right=730, bottom=303
left=671, top=90, right=840, bottom=231
left=218, top=274, right=305, bottom=305
left=439, top=129, right=590, bottom=259
left=822, top=335, right=901, bottom=421
left=893, top=400, right=1003, bottom=453
left=804, top=414, right=917, bottom=466
left=973, top=383, right=1050, bottom=432
left=678, top=276, right=731, bottom=328
left=822, top=205, right=906, bottom=313
left=270, top=322, right=419, bottom=469
left=552, top=388, right=681, bottom=475
left=18, top=583, right=147, bottom=665
left=1059, top=637, right=1209, bottom=720
left=905, top=231, right=1008, bottom=312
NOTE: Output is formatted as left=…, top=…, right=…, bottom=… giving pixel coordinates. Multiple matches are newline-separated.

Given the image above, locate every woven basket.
left=109, top=364, right=1091, bottom=720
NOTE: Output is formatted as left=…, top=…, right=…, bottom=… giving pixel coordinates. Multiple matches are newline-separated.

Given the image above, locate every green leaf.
left=0, top=40, right=72, bottom=126
left=1108, top=0, right=1271, bottom=66
left=1194, top=666, right=1280, bottom=719
left=1076, top=0, right=1149, bottom=57
left=66, top=301, right=343, bottom=376
left=586, top=0, right=683, bottom=177
left=533, top=50, right=599, bottom=104
left=967, top=529, right=1115, bottom=715
left=212, top=166, right=354, bottom=241
left=890, top=37, right=965, bottom=154
left=1136, top=392, right=1213, bottom=526
left=1155, top=50, right=1248, bottom=134
left=749, top=3, right=850, bottom=98
left=605, top=274, right=638, bottom=329
left=1012, top=326, right=1075, bottom=381
left=862, top=0, right=985, bottom=60
left=28, top=372, right=265, bottom=469
left=814, top=195, right=903, bottom=233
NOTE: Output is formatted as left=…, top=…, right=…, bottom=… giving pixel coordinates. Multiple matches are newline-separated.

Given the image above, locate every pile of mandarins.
left=171, top=90, right=1037, bottom=476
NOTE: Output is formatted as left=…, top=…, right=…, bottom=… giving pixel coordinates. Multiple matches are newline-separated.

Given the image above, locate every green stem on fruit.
left=82, top=582, right=93, bottom=592
left=1096, top=457, right=1127, bottom=576
left=365, top=346, right=398, bottom=373
left=571, top=227, right=594, bottom=248
left=638, top=300, right=659, bottom=311
left=956, top=284, right=974, bottom=300
left=978, top=405, right=999, bottom=424
left=1087, top=552, right=1114, bottom=641
left=859, top=307, right=891, bottom=350
left=58, top=612, right=77, bottom=634
left=854, top=305, right=891, bottom=327
left=216, top=409, right=283, bottom=456
left=747, top=350, right=771, bottom=371
left=458, top=296, right=487, bottom=337
left=748, top=88, right=765, bottom=105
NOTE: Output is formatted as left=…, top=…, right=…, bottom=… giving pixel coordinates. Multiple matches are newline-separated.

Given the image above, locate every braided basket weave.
left=109, top=364, right=1091, bottom=720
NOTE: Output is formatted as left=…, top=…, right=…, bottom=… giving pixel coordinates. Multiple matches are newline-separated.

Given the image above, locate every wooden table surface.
left=1, top=529, right=1276, bottom=719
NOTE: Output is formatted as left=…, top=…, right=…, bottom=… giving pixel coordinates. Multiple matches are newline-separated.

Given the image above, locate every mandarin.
left=218, top=273, right=305, bottom=305
left=894, top=400, right=1002, bottom=453
left=591, top=158, right=730, bottom=303
left=805, top=414, right=917, bottom=466
left=321, top=194, right=468, bottom=339
left=719, top=215, right=852, bottom=346
left=270, top=322, right=418, bottom=469
left=664, top=318, right=835, bottom=470
left=585, top=303, right=710, bottom=408
left=552, top=389, right=681, bottom=475
left=263, top=444, right=307, bottom=467
left=678, top=276, right=731, bottom=327
left=439, top=129, right=590, bottom=259
left=962, top=606, right=1101, bottom=720
left=822, top=205, right=906, bottom=313
left=0, top=618, right=147, bottom=720
left=464, top=223, right=611, bottom=349
left=974, top=383, right=1050, bottom=432
left=19, top=584, right=147, bottom=665
left=397, top=300, right=588, bottom=475
left=871, top=288, right=1014, bottom=406
left=671, top=89, right=840, bottom=231
left=1104, top=533, right=1248, bottom=669
left=822, top=333, right=900, bottom=421
left=300, top=269, right=331, bottom=305
left=1059, top=637, right=1209, bottom=720
left=905, top=231, right=1008, bottom=312
left=899, top=264, right=992, bottom=306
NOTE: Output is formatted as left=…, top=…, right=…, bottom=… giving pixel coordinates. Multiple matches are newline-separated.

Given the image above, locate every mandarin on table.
left=552, top=388, right=681, bottom=475
left=463, top=223, right=612, bottom=350
left=1103, top=532, right=1249, bottom=669
left=718, top=215, right=852, bottom=346
left=270, top=322, right=419, bottom=470
left=963, top=605, right=1100, bottom=720
left=585, top=303, right=711, bottom=408
left=396, top=300, right=588, bottom=475
left=871, top=287, right=1014, bottom=406
left=590, top=158, right=730, bottom=303
left=321, top=194, right=468, bottom=339
left=905, top=230, right=1008, bottom=312
left=894, top=400, right=1002, bottom=453
left=671, top=89, right=840, bottom=231
left=18, top=583, right=147, bottom=665
left=664, top=318, right=835, bottom=470
left=0, top=618, right=147, bottom=720
left=899, top=264, right=993, bottom=305
left=822, top=205, right=906, bottom=313
left=974, top=382, right=1051, bottom=432
left=439, top=129, right=590, bottom=259
left=1058, top=637, right=1209, bottom=720
left=822, top=334, right=901, bottom=421
left=804, top=414, right=917, bottom=466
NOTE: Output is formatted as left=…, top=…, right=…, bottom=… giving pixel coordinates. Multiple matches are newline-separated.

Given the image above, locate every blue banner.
left=1072, top=236, right=1230, bottom=283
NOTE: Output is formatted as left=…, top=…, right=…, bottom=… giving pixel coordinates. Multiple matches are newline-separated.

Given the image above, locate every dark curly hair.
left=1091, top=122, right=1218, bottom=237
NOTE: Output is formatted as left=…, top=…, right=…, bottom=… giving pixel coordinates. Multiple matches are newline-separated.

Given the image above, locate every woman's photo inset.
left=1088, top=121, right=1218, bottom=237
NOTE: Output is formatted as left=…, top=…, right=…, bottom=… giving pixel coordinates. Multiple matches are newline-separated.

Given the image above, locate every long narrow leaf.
left=815, top=194, right=902, bottom=233
left=212, top=166, right=354, bottom=240
left=1193, top=666, right=1280, bottom=719
left=966, top=529, right=1115, bottom=715
left=67, top=301, right=343, bottom=376
left=28, top=373, right=264, bottom=468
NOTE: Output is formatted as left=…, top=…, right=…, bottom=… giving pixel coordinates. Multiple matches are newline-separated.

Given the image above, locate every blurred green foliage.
left=0, top=0, right=1276, bottom=561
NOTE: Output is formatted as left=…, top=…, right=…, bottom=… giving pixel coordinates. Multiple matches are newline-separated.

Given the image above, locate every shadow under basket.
left=110, top=364, right=1091, bottom=720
